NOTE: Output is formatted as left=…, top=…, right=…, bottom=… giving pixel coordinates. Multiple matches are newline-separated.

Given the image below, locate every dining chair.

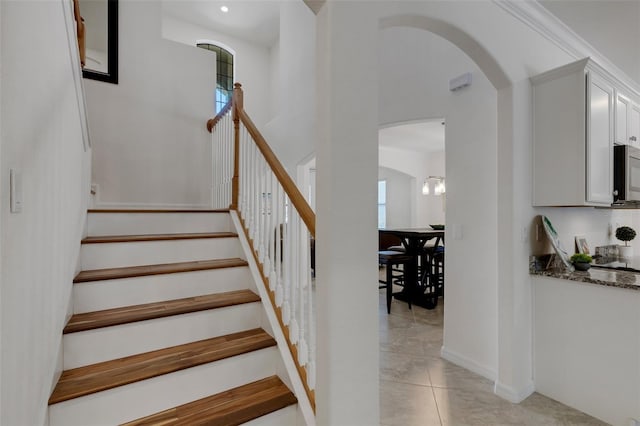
left=378, top=250, right=413, bottom=314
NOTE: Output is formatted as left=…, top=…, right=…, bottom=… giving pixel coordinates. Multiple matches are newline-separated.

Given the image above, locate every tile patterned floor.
left=378, top=286, right=608, bottom=426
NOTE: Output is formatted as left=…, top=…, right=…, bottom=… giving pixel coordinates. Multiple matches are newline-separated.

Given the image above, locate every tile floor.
left=378, top=286, right=608, bottom=426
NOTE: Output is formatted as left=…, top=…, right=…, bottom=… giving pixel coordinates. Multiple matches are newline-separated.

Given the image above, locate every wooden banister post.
left=231, top=83, right=243, bottom=210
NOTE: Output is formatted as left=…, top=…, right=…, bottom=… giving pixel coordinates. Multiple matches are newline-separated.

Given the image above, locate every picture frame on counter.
left=575, top=236, right=590, bottom=254
left=541, top=215, right=574, bottom=271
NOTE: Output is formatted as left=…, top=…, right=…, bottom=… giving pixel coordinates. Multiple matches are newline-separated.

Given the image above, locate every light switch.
left=10, top=169, right=22, bottom=213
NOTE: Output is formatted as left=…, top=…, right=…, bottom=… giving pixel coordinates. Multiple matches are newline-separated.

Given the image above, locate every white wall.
left=262, top=2, right=316, bottom=172
left=315, top=4, right=380, bottom=424
left=378, top=167, right=413, bottom=228
left=161, top=14, right=271, bottom=129
left=540, top=0, right=640, bottom=85
left=378, top=146, right=445, bottom=226
left=86, top=0, right=216, bottom=208
left=163, top=2, right=314, bottom=175
left=0, top=2, right=91, bottom=424
left=379, top=25, right=499, bottom=378
left=269, top=40, right=281, bottom=120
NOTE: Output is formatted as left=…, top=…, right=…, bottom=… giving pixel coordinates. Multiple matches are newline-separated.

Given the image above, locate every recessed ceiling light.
left=220, top=5, right=229, bottom=12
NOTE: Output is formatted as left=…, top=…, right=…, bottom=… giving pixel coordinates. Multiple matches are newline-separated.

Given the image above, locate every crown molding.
left=494, top=0, right=640, bottom=97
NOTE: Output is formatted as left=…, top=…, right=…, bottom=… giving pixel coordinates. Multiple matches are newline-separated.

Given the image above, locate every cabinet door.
left=586, top=72, right=614, bottom=205
left=615, top=92, right=630, bottom=145
left=630, top=103, right=640, bottom=147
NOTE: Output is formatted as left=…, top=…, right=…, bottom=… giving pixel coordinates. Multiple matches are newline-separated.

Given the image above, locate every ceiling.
left=161, top=0, right=283, bottom=47
left=378, top=120, right=445, bottom=153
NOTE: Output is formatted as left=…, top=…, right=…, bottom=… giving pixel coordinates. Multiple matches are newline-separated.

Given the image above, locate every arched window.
left=196, top=43, right=234, bottom=114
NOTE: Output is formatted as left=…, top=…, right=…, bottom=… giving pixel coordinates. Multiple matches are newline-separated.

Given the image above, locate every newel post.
left=231, top=83, right=243, bottom=210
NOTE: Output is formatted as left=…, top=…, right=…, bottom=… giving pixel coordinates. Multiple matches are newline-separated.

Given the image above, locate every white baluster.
left=308, top=361, right=316, bottom=390
left=224, top=115, right=228, bottom=206
left=252, top=154, right=261, bottom=246
left=225, top=114, right=228, bottom=206
left=222, top=117, right=227, bottom=207
left=297, top=217, right=309, bottom=366
left=213, top=125, right=217, bottom=208
left=282, top=201, right=292, bottom=324
left=289, top=210, right=300, bottom=344
left=263, top=171, right=273, bottom=277
left=308, top=232, right=316, bottom=389
left=257, top=157, right=266, bottom=264
left=247, top=143, right=255, bottom=239
left=240, top=126, right=248, bottom=218
left=231, top=112, right=317, bottom=394
left=215, top=125, right=220, bottom=208
left=275, top=185, right=284, bottom=297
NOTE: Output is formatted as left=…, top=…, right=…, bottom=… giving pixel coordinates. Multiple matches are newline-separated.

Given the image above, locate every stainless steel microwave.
left=613, top=144, right=640, bottom=204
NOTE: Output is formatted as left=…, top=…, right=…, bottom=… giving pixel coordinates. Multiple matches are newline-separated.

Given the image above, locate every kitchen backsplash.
left=530, top=206, right=638, bottom=256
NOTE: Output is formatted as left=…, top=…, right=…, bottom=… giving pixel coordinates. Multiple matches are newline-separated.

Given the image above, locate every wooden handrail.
left=73, top=0, right=86, bottom=67
left=206, top=99, right=232, bottom=133
left=208, top=83, right=318, bottom=413
left=238, top=108, right=316, bottom=238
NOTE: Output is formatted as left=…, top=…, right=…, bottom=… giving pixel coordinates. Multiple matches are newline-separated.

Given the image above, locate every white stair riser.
left=81, top=238, right=242, bottom=270
left=243, top=404, right=298, bottom=426
left=73, top=267, right=252, bottom=313
left=49, top=348, right=278, bottom=426
left=63, top=304, right=261, bottom=369
left=87, top=212, right=232, bottom=236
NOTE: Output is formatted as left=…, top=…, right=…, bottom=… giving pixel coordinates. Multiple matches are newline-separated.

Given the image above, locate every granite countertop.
left=529, top=255, right=640, bottom=291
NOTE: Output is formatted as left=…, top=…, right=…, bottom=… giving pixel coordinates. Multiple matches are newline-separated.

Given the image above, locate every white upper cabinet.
left=586, top=72, right=614, bottom=205
left=615, top=91, right=640, bottom=147
left=532, top=59, right=615, bottom=207
left=615, top=92, right=630, bottom=145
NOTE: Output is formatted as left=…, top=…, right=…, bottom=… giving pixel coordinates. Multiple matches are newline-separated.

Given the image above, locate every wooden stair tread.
left=120, top=376, right=297, bottom=426
left=82, top=232, right=237, bottom=244
left=64, top=290, right=260, bottom=334
left=49, top=329, right=276, bottom=405
left=88, top=209, right=230, bottom=213
left=74, top=258, right=248, bottom=283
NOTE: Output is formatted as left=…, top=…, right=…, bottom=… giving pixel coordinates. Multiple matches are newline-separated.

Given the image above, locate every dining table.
left=379, top=227, right=445, bottom=309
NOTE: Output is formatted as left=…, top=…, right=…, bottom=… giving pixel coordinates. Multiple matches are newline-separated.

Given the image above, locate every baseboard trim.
left=440, top=346, right=497, bottom=381
left=94, top=201, right=212, bottom=210
left=494, top=380, right=535, bottom=403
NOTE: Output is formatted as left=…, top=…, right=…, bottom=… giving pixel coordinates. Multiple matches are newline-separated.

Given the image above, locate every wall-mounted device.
left=449, top=72, right=472, bottom=92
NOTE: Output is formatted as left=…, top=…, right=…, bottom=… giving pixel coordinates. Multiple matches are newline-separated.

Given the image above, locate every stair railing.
left=207, top=83, right=316, bottom=411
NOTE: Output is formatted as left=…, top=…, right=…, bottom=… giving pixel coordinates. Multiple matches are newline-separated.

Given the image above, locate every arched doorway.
left=379, top=19, right=499, bottom=380
left=313, top=4, right=535, bottom=424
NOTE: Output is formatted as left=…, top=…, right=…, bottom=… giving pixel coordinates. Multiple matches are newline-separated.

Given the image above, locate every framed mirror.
left=80, top=0, right=118, bottom=84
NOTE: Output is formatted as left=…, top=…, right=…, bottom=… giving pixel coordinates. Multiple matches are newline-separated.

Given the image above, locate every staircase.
left=48, top=209, right=299, bottom=426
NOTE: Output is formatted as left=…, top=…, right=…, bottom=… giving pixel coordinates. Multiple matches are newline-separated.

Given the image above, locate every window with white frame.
left=378, top=180, right=386, bottom=228
left=196, top=43, right=234, bottom=114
